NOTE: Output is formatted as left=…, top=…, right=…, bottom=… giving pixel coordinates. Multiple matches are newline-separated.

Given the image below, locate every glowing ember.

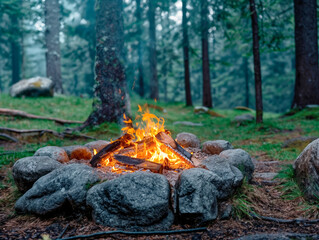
left=98, top=105, right=194, bottom=173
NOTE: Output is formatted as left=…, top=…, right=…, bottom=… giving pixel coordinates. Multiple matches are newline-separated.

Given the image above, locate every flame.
left=99, top=105, right=193, bottom=173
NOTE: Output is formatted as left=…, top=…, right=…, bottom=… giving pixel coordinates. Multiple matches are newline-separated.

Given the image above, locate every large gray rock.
left=176, top=132, right=200, bottom=148
left=220, top=149, right=254, bottom=182
left=294, top=138, right=319, bottom=201
left=175, top=168, right=218, bottom=225
left=62, top=145, right=92, bottom=160
left=87, top=172, right=173, bottom=230
left=201, top=155, right=243, bottom=199
left=10, top=76, right=54, bottom=97
left=34, top=146, right=69, bottom=163
left=12, top=156, right=62, bottom=193
left=84, top=140, right=110, bottom=153
left=15, top=164, right=100, bottom=215
left=202, top=140, right=233, bottom=155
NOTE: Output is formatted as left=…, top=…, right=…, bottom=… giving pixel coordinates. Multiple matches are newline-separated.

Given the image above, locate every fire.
left=99, top=105, right=193, bottom=173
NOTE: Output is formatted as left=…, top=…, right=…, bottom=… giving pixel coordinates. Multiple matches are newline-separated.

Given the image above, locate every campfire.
left=90, top=105, right=194, bottom=174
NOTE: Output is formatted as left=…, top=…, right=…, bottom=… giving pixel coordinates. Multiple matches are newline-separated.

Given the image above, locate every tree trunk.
left=83, top=0, right=128, bottom=126
left=136, top=0, right=144, bottom=98
left=243, top=57, right=250, bottom=108
left=45, top=0, right=63, bottom=94
left=10, top=14, right=21, bottom=85
left=249, top=0, right=263, bottom=123
left=292, top=0, right=319, bottom=108
left=201, top=0, right=212, bottom=108
left=182, top=0, right=192, bottom=106
left=148, top=0, right=159, bottom=100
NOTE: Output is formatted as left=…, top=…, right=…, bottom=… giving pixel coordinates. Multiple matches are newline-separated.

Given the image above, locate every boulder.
left=12, top=156, right=62, bottom=193
left=201, top=155, right=243, bottom=199
left=15, top=164, right=100, bottom=215
left=34, top=146, right=69, bottom=163
left=220, top=149, right=254, bottom=182
left=233, top=114, right=254, bottom=123
left=84, top=140, right=110, bottom=153
left=202, top=140, right=233, bottom=155
left=10, top=77, right=54, bottom=97
left=176, top=132, right=200, bottom=148
left=294, top=138, right=319, bottom=201
left=175, top=168, right=218, bottom=225
left=87, top=172, right=173, bottom=230
left=62, top=145, right=92, bottom=160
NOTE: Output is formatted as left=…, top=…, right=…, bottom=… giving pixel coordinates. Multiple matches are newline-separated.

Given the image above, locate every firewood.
left=113, top=154, right=163, bottom=173
left=90, top=134, right=133, bottom=167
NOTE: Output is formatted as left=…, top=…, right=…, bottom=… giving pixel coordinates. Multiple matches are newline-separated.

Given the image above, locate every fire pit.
left=12, top=106, right=255, bottom=230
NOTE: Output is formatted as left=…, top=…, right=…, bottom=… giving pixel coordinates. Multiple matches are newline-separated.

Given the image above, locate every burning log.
left=113, top=154, right=163, bottom=173
left=90, top=134, right=133, bottom=167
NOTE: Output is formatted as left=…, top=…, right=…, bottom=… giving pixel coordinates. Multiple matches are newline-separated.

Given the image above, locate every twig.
left=0, top=108, right=82, bottom=125
left=58, top=224, right=69, bottom=239
left=55, top=227, right=207, bottom=240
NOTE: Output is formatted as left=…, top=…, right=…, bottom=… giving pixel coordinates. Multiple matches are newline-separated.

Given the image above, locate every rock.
left=34, top=146, right=69, bottom=163
left=175, top=168, right=218, bottom=225
left=294, top=138, right=319, bottom=201
left=173, top=121, right=204, bottom=127
left=201, top=155, right=243, bottom=199
left=233, top=114, right=255, bottom=123
left=84, top=140, right=110, bottom=153
left=15, top=164, right=100, bottom=215
left=202, top=140, right=233, bottom=155
left=10, top=76, right=54, bottom=97
left=87, top=172, right=173, bottom=230
left=220, top=149, right=254, bottom=182
left=176, top=132, right=200, bottom=148
left=282, top=136, right=318, bottom=149
left=62, top=145, right=92, bottom=160
left=194, top=106, right=209, bottom=114
left=12, top=156, right=62, bottom=193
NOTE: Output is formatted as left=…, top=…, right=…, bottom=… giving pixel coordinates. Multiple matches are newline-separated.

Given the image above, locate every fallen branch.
left=56, top=227, right=207, bottom=240
left=0, top=108, right=83, bottom=125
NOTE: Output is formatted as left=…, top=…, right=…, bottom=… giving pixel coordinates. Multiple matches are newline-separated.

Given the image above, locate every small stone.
left=62, top=145, right=92, bottom=160
left=12, top=156, right=62, bottom=193
left=15, top=164, right=100, bottom=215
left=220, top=149, right=254, bottom=182
left=87, top=172, right=173, bottom=230
left=175, top=168, right=218, bottom=225
left=34, top=146, right=69, bottom=163
left=84, top=140, right=110, bottom=153
left=202, top=140, right=233, bottom=155
left=176, top=132, right=200, bottom=148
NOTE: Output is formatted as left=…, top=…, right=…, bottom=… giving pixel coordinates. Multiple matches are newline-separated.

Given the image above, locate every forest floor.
left=1, top=94, right=319, bottom=239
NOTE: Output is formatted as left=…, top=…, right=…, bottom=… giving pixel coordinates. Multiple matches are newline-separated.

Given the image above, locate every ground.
left=1, top=94, right=319, bottom=239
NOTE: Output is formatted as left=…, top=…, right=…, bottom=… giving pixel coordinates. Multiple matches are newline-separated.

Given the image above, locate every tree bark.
left=45, top=0, right=63, bottom=94
left=201, top=0, right=212, bottom=108
left=182, top=0, right=192, bottom=106
left=83, top=0, right=128, bottom=126
left=136, top=0, right=144, bottom=98
left=148, top=0, right=159, bottom=100
left=243, top=57, right=250, bottom=108
left=249, top=0, right=263, bottom=123
left=292, top=0, right=319, bottom=108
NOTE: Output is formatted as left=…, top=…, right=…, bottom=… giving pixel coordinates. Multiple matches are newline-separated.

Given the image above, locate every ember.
left=90, top=105, right=194, bottom=173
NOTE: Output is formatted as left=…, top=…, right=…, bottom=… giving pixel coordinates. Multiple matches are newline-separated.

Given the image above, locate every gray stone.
left=12, top=156, right=62, bottom=193
left=175, top=168, right=218, bottom=225
left=220, top=149, right=255, bottom=182
left=34, top=146, right=69, bottom=163
left=10, top=76, right=54, bottom=97
left=233, top=114, right=255, bottom=123
left=62, top=145, right=93, bottom=160
left=202, top=140, right=233, bottom=155
left=84, top=140, right=110, bottom=153
left=15, top=164, right=100, bottom=215
left=201, top=155, right=243, bottom=199
left=294, top=138, right=319, bottom=202
left=176, top=132, right=200, bottom=148
left=87, top=172, right=173, bottom=230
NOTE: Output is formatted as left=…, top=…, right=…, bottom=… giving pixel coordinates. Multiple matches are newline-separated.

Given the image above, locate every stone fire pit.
left=12, top=133, right=254, bottom=230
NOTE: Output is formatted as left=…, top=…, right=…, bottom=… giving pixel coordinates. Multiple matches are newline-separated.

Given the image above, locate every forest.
left=1, top=0, right=319, bottom=239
